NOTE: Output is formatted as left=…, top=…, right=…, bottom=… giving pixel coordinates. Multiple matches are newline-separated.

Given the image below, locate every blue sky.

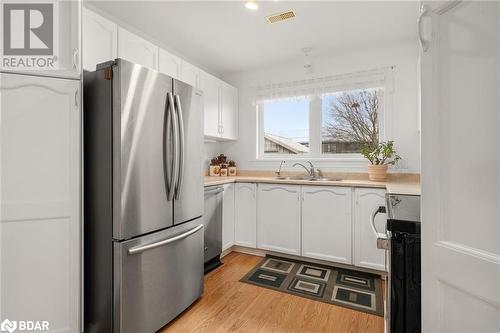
left=263, top=96, right=338, bottom=143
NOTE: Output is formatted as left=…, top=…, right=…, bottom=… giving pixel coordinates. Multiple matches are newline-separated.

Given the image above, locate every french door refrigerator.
left=84, top=59, right=204, bottom=333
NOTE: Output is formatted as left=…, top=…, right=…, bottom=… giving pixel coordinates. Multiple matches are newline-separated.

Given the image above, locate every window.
left=258, top=87, right=384, bottom=159
left=321, top=88, right=381, bottom=154
left=262, top=98, right=310, bottom=155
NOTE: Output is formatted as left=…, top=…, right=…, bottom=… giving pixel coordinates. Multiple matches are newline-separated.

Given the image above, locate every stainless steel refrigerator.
left=84, top=59, right=204, bottom=333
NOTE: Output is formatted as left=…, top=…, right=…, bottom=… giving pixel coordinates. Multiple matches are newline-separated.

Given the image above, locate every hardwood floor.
left=160, top=252, right=384, bottom=333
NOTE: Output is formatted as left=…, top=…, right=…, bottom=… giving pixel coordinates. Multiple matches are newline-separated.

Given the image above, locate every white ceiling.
left=87, top=1, right=419, bottom=76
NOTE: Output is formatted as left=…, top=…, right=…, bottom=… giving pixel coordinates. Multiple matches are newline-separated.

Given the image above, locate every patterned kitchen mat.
left=240, top=255, right=384, bottom=317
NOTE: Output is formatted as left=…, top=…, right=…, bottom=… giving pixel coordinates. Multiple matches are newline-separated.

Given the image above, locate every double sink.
left=274, top=175, right=342, bottom=182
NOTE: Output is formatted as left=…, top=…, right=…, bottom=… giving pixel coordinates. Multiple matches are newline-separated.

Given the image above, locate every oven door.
left=113, top=219, right=204, bottom=333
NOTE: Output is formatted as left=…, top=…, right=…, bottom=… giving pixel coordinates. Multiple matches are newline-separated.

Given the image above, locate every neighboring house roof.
left=264, top=133, right=310, bottom=154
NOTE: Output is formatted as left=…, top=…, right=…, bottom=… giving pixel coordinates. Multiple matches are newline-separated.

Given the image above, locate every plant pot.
left=367, top=164, right=388, bottom=181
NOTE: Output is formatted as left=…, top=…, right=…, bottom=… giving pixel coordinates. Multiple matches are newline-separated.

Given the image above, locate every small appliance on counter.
left=203, top=186, right=224, bottom=273
left=371, top=194, right=421, bottom=333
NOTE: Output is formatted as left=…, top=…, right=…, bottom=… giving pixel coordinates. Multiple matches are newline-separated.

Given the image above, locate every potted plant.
left=361, top=141, right=401, bottom=181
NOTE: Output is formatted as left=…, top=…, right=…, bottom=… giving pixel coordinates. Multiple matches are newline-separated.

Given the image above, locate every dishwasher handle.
left=204, top=187, right=224, bottom=195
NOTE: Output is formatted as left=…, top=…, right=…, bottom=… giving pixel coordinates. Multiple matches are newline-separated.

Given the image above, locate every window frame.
left=257, top=82, right=391, bottom=161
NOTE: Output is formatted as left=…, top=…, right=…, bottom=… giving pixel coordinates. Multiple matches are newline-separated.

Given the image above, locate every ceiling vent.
left=265, top=10, right=296, bottom=24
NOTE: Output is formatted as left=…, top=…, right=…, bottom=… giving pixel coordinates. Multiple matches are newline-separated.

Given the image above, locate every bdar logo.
left=0, top=319, right=17, bottom=333
left=3, top=3, right=54, bottom=56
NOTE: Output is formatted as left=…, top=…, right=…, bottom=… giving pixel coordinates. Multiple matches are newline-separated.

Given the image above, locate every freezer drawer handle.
left=128, top=224, right=203, bottom=255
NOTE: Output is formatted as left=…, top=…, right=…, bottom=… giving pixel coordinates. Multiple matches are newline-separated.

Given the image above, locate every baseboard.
left=224, top=245, right=387, bottom=277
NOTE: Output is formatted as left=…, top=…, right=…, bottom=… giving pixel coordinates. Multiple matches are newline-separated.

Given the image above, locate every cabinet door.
left=0, top=1, right=81, bottom=79
left=118, top=27, right=158, bottom=70
left=180, top=60, right=200, bottom=88
left=257, top=184, right=300, bottom=255
left=234, top=183, right=256, bottom=248
left=220, top=83, right=238, bottom=140
left=354, top=188, right=386, bottom=271
left=302, top=186, right=352, bottom=264
left=0, top=73, right=81, bottom=332
left=83, top=8, right=117, bottom=71
left=200, top=72, right=221, bottom=138
left=158, top=48, right=181, bottom=79
left=222, top=184, right=235, bottom=251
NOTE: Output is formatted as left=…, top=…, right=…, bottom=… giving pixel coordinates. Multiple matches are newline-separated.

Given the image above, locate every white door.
left=118, top=27, right=158, bottom=70
left=354, top=188, right=387, bottom=271
left=200, top=72, right=221, bottom=138
left=222, top=183, right=235, bottom=251
left=234, top=183, right=256, bottom=248
left=257, top=184, right=300, bottom=255
left=180, top=60, right=200, bottom=88
left=302, top=186, right=352, bottom=264
left=0, top=1, right=81, bottom=79
left=0, top=73, right=81, bottom=332
left=220, top=83, right=238, bottom=140
left=82, top=8, right=117, bottom=71
left=420, top=1, right=500, bottom=331
left=158, top=48, right=181, bottom=80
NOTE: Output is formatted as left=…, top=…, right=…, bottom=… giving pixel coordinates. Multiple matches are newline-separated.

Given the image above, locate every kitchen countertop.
left=204, top=171, right=420, bottom=196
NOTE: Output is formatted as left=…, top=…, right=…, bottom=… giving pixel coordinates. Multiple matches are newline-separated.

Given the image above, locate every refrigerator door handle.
left=127, top=224, right=204, bottom=255
left=168, top=92, right=180, bottom=201
left=174, top=94, right=185, bottom=200
left=164, top=92, right=173, bottom=200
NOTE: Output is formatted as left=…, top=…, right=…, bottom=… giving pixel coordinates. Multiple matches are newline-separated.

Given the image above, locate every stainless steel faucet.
left=275, top=160, right=286, bottom=177
left=292, top=161, right=317, bottom=178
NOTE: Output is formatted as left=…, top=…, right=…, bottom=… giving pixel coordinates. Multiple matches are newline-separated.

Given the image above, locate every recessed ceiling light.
left=245, top=0, right=258, bottom=11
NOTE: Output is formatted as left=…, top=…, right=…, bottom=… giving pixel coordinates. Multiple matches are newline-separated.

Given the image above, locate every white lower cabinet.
left=354, top=188, right=387, bottom=271
left=301, top=186, right=352, bottom=264
left=257, top=184, right=301, bottom=255
left=0, top=73, right=81, bottom=332
left=222, top=183, right=235, bottom=251
left=234, top=183, right=257, bottom=248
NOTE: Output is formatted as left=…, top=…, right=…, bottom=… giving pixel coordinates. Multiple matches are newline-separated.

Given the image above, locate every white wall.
left=219, top=40, right=420, bottom=173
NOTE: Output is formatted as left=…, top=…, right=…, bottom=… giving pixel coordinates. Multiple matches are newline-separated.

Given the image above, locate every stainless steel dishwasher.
left=203, top=186, right=224, bottom=273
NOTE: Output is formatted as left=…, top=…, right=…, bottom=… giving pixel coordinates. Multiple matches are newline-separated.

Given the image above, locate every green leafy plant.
left=361, top=141, right=401, bottom=166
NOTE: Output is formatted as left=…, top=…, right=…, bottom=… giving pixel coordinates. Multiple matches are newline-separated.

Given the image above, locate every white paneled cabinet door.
left=257, top=184, right=300, bottom=255
left=200, top=72, right=221, bottom=138
left=158, top=48, right=181, bottom=79
left=82, top=8, right=117, bottom=71
left=222, top=183, right=235, bottom=251
left=420, top=1, right=500, bottom=331
left=354, top=188, right=386, bottom=271
left=0, top=74, right=81, bottom=332
left=118, top=27, right=158, bottom=70
left=180, top=61, right=200, bottom=88
left=234, top=183, right=256, bottom=248
left=302, top=187, right=352, bottom=264
left=0, top=1, right=81, bottom=79
left=220, top=83, right=238, bottom=140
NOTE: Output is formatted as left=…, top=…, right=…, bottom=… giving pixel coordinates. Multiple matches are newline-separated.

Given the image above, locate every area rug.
left=240, top=255, right=384, bottom=317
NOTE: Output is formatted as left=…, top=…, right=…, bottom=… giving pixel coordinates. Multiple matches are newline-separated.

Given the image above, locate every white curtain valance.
left=254, top=66, right=395, bottom=104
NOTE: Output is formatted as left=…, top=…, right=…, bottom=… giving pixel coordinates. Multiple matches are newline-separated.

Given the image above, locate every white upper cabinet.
left=257, top=184, right=301, bottom=255
left=0, top=73, right=81, bottom=332
left=222, top=183, right=235, bottom=251
left=234, top=183, right=257, bottom=248
left=180, top=60, right=200, bottom=88
left=118, top=27, right=158, bottom=70
left=0, top=1, right=81, bottom=79
left=83, top=7, right=117, bottom=71
left=220, top=83, right=238, bottom=140
left=354, top=188, right=387, bottom=271
left=302, top=186, right=352, bottom=265
left=158, top=48, right=181, bottom=80
left=200, top=72, right=221, bottom=137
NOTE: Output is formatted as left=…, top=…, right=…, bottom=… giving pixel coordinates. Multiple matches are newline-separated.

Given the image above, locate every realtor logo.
left=3, top=3, right=53, bottom=55
left=0, top=319, right=17, bottom=333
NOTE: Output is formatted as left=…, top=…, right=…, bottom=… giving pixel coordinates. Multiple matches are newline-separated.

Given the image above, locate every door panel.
left=0, top=74, right=80, bottom=332
left=118, top=28, right=158, bottom=70
left=115, top=59, right=173, bottom=239
left=114, top=220, right=204, bottom=333
left=234, top=184, right=256, bottom=248
left=173, top=80, right=204, bottom=225
left=421, top=1, right=500, bottom=331
left=222, top=184, right=235, bottom=251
